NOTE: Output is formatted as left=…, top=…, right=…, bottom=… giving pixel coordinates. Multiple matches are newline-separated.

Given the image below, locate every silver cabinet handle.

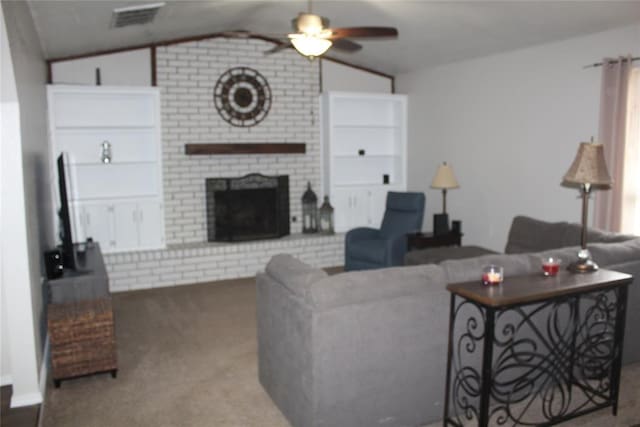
left=101, top=141, right=112, bottom=163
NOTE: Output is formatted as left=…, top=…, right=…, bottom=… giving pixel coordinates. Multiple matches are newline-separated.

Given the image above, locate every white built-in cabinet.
left=48, top=85, right=165, bottom=253
left=321, top=92, right=407, bottom=232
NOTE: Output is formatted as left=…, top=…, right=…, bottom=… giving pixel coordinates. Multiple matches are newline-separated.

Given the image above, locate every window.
left=622, top=68, right=640, bottom=234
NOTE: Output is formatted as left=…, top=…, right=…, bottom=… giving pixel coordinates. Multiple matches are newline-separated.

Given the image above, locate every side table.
left=443, top=269, right=632, bottom=426
left=407, top=231, right=462, bottom=250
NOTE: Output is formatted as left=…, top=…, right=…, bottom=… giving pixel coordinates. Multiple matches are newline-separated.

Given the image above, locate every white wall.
left=1, top=0, right=53, bottom=406
left=321, top=59, right=392, bottom=93
left=51, top=48, right=152, bottom=86
left=397, top=24, right=640, bottom=252
left=0, top=3, right=19, bottom=388
left=49, top=45, right=390, bottom=93
left=0, top=282, right=11, bottom=386
left=0, top=5, right=43, bottom=407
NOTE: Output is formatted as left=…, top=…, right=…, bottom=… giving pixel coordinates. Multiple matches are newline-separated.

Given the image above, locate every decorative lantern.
left=301, top=182, right=318, bottom=233
left=318, top=195, right=334, bottom=234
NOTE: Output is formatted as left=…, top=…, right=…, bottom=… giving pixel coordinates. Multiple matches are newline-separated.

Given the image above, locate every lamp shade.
left=431, top=162, right=459, bottom=189
left=563, top=142, right=612, bottom=186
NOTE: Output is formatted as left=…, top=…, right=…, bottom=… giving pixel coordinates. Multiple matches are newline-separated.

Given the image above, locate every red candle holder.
left=541, top=257, right=562, bottom=277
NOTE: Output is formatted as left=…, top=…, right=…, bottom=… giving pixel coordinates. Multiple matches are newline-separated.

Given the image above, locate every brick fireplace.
left=102, top=37, right=344, bottom=292
left=206, top=174, right=290, bottom=242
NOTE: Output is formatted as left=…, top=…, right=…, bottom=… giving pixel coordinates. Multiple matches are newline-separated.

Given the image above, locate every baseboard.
left=0, top=374, right=12, bottom=386
left=8, top=335, right=48, bottom=409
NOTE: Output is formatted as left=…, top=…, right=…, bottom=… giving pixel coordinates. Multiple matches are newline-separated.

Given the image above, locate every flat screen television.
left=57, top=153, right=75, bottom=269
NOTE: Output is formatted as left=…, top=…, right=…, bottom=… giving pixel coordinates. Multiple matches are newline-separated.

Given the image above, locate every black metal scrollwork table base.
left=443, top=269, right=633, bottom=426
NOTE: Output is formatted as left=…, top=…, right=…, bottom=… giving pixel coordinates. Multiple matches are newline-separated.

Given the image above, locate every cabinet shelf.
left=322, top=91, right=407, bottom=232
left=333, top=154, right=399, bottom=159
left=332, top=124, right=400, bottom=130
left=333, top=182, right=400, bottom=188
left=71, top=160, right=158, bottom=166
left=55, top=125, right=155, bottom=131
left=48, top=85, right=165, bottom=254
left=70, top=194, right=158, bottom=202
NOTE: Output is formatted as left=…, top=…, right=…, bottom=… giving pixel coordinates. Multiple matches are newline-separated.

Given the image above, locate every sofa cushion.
left=588, top=238, right=640, bottom=267
left=265, top=254, right=327, bottom=299
left=308, top=264, right=446, bottom=309
left=405, top=245, right=498, bottom=266
left=505, top=216, right=572, bottom=254
left=587, top=228, right=637, bottom=244
left=561, top=222, right=636, bottom=246
left=441, top=252, right=537, bottom=284
left=505, top=215, right=637, bottom=254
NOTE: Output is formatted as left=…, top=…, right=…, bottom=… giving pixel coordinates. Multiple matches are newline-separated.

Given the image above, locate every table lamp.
left=431, top=162, right=459, bottom=235
left=562, top=140, right=612, bottom=273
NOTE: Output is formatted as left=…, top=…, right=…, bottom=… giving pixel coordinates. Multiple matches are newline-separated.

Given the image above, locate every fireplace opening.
left=206, top=174, right=289, bottom=242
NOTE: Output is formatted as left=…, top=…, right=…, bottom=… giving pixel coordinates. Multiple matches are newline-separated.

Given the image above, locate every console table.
left=47, top=243, right=117, bottom=387
left=443, top=269, right=632, bottom=426
left=407, top=231, right=462, bottom=250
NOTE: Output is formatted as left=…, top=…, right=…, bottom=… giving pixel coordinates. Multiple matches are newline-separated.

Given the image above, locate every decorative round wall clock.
left=213, top=67, right=272, bottom=127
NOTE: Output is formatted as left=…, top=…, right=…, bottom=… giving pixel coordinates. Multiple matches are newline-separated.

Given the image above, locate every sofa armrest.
left=264, top=254, right=328, bottom=299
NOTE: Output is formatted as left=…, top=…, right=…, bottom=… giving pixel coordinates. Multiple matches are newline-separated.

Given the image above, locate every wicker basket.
left=48, top=297, right=117, bottom=386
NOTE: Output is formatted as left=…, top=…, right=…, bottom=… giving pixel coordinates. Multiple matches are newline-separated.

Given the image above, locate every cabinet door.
left=331, top=187, right=352, bottom=233
left=136, top=199, right=165, bottom=249
left=331, top=187, right=371, bottom=232
left=77, top=203, right=115, bottom=251
left=350, top=189, right=370, bottom=228
left=112, top=202, right=139, bottom=252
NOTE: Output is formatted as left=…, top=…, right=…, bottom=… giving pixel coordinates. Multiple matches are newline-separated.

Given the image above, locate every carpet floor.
left=43, top=276, right=640, bottom=427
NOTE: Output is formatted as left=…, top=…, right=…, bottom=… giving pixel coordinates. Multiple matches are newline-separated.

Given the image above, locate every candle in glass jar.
left=481, top=265, right=503, bottom=285
left=541, top=257, right=562, bottom=277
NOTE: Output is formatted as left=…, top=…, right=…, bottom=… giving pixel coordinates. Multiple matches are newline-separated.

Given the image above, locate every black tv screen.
left=57, top=153, right=75, bottom=269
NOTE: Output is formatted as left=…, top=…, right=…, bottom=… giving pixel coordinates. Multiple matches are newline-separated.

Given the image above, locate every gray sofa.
left=256, top=217, right=640, bottom=427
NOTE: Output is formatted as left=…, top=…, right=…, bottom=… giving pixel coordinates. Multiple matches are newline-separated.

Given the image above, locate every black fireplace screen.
left=206, top=174, right=289, bottom=242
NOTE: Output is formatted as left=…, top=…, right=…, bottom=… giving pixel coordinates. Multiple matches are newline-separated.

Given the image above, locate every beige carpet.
left=43, top=277, right=640, bottom=427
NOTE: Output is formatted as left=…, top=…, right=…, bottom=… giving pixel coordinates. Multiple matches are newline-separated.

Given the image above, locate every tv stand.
left=46, top=243, right=117, bottom=386
left=48, top=243, right=109, bottom=304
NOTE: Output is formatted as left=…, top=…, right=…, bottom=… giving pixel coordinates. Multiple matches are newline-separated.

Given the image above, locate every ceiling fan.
left=224, top=1, right=398, bottom=59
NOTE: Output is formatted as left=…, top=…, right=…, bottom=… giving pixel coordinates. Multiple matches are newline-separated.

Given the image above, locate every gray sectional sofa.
left=256, top=216, right=640, bottom=427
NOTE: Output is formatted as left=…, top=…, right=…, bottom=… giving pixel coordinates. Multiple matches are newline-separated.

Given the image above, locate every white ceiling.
left=28, top=1, right=640, bottom=75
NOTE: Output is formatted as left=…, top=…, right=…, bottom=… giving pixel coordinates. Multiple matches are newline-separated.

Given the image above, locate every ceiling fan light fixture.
left=289, top=34, right=332, bottom=58
left=295, top=13, right=325, bottom=35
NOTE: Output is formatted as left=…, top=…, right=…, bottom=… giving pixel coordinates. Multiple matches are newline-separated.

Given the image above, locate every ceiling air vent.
left=111, top=2, right=165, bottom=28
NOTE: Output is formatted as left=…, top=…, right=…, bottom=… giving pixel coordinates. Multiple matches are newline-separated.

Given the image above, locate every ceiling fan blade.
left=331, top=38, right=362, bottom=53
left=264, top=43, right=291, bottom=55
left=329, top=27, right=398, bottom=39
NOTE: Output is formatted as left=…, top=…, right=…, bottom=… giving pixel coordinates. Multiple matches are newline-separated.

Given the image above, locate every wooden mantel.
left=185, top=143, right=306, bottom=155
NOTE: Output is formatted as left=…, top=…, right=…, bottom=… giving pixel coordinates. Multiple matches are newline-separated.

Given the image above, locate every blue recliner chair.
left=345, top=191, right=426, bottom=271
